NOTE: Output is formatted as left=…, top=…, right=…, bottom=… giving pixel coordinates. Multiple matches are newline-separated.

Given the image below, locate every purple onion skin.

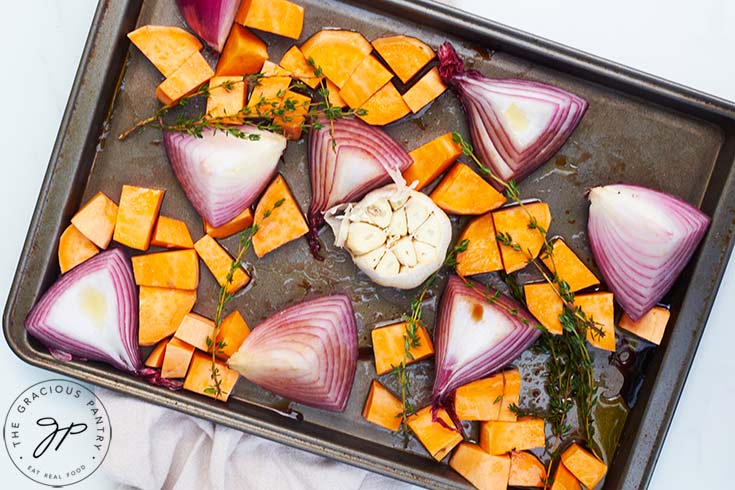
left=177, top=0, right=241, bottom=52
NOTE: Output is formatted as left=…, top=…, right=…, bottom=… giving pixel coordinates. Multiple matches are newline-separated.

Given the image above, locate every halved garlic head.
left=325, top=184, right=452, bottom=289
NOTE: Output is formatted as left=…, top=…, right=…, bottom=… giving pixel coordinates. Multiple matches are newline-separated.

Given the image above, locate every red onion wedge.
left=164, top=126, right=287, bottom=227
left=432, top=275, right=540, bottom=403
left=307, top=118, right=412, bottom=258
left=227, top=295, right=358, bottom=412
left=588, top=184, right=710, bottom=320
left=176, top=0, right=241, bottom=52
left=438, top=42, right=588, bottom=189
left=25, top=249, right=180, bottom=389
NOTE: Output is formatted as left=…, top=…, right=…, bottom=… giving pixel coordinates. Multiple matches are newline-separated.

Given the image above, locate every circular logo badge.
left=3, top=379, right=111, bottom=487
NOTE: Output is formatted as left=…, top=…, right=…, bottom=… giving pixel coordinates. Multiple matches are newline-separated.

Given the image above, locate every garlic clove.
left=354, top=246, right=387, bottom=270
left=365, top=199, right=393, bottom=228
left=405, top=198, right=430, bottom=234
left=345, top=222, right=387, bottom=256
left=413, top=212, right=442, bottom=246
left=391, top=236, right=418, bottom=267
left=375, top=249, right=400, bottom=275
left=386, top=207, right=408, bottom=238
left=414, top=241, right=437, bottom=264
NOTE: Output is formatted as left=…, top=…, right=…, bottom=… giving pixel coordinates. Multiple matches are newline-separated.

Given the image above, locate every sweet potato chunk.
left=560, top=444, right=607, bottom=489
left=407, top=406, right=463, bottom=461
left=261, top=60, right=291, bottom=77
left=453, top=373, right=504, bottom=421
left=618, top=306, right=670, bottom=345
left=372, top=35, right=435, bottom=84
left=128, top=25, right=203, bottom=77
left=509, top=451, right=546, bottom=488
left=71, top=192, right=118, bottom=249
left=550, top=463, right=581, bottom=490
left=492, top=202, right=551, bottom=273
left=362, top=380, right=403, bottom=431
left=479, top=418, right=545, bottom=455
left=455, top=213, right=503, bottom=277
left=175, top=313, right=215, bottom=352
left=273, top=90, right=311, bottom=140
left=113, top=185, right=165, bottom=251
left=449, top=443, right=510, bottom=490
left=499, top=369, right=521, bottom=422
left=58, top=225, right=99, bottom=274
left=252, top=175, right=308, bottom=257
left=279, top=46, right=321, bottom=89
left=216, top=24, right=268, bottom=76
left=541, top=239, right=598, bottom=292
left=215, top=311, right=250, bottom=359
left=300, top=30, right=372, bottom=88
left=161, top=337, right=195, bottom=379
left=326, top=79, right=347, bottom=108
left=204, top=208, right=254, bottom=239
left=235, top=0, right=304, bottom=40
left=138, top=286, right=197, bottom=346
left=184, top=351, right=240, bottom=401
left=339, top=55, right=394, bottom=109
left=151, top=216, right=194, bottom=249
left=402, top=67, right=447, bottom=113
left=575, top=292, right=615, bottom=351
left=156, top=51, right=214, bottom=105
left=403, top=133, right=462, bottom=191
left=246, top=74, right=291, bottom=116
left=357, top=82, right=410, bottom=126
left=430, top=163, right=507, bottom=215
left=524, top=282, right=564, bottom=335
left=371, top=321, right=434, bottom=375
left=206, top=76, right=246, bottom=123
left=144, top=338, right=169, bottom=369
left=193, top=235, right=250, bottom=294
left=132, top=249, right=199, bottom=290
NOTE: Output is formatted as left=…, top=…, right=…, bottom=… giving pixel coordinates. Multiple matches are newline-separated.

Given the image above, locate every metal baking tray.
left=5, top=0, right=735, bottom=488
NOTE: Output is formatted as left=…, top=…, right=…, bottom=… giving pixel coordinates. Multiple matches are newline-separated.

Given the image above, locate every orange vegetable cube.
left=161, top=337, right=195, bottom=379
left=205, top=76, right=246, bottom=123
left=479, top=418, right=545, bottom=455
left=58, top=225, right=99, bottom=274
left=407, top=406, right=463, bottom=461
left=252, top=175, right=308, bottom=257
left=560, top=443, right=607, bottom=489
left=362, top=380, right=402, bottom=431
left=194, top=235, right=250, bottom=294
left=273, top=90, right=311, bottom=140
left=403, top=133, right=462, bottom=191
left=339, top=55, right=394, bottom=109
left=357, top=82, right=410, bottom=126
left=175, top=313, right=215, bottom=352
left=492, top=202, right=551, bottom=273
left=300, top=30, right=372, bottom=88
left=619, top=306, right=670, bottom=345
left=246, top=75, right=291, bottom=117
left=127, top=25, right=203, bottom=77
left=372, top=36, right=435, bottom=84
left=325, top=79, right=347, bottom=108
left=402, top=67, right=447, bottom=113
left=151, top=216, right=194, bottom=249
left=261, top=60, right=291, bottom=77
left=138, top=286, right=197, bottom=346
left=144, top=338, right=169, bottom=369
left=71, top=192, right=118, bottom=249
left=215, top=311, right=250, bottom=359
left=509, top=451, right=546, bottom=488
left=184, top=351, right=240, bottom=401
left=430, top=163, right=506, bottom=215
left=455, top=213, right=503, bottom=277
left=541, top=239, right=598, bottom=292
left=132, top=249, right=199, bottom=290
left=113, top=185, right=165, bottom=251
left=449, top=443, right=510, bottom=490
left=575, top=292, right=615, bottom=351
left=524, top=282, right=564, bottom=335
left=204, top=208, right=254, bottom=239
left=371, top=322, right=434, bottom=375
left=499, top=369, right=521, bottom=421
left=279, top=46, right=321, bottom=89
left=156, top=51, right=214, bottom=105
left=235, top=0, right=304, bottom=40
left=216, top=24, right=268, bottom=76
left=453, top=373, right=504, bottom=421
left=550, top=462, right=581, bottom=490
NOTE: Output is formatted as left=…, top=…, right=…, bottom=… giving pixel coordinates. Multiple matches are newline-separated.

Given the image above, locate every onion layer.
left=438, top=42, right=588, bottom=188
left=176, top=0, right=241, bottom=52
left=587, top=184, right=710, bottom=320
left=227, top=295, right=358, bottom=412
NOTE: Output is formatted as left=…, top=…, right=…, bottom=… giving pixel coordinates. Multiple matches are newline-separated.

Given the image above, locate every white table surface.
left=1, top=1, right=733, bottom=489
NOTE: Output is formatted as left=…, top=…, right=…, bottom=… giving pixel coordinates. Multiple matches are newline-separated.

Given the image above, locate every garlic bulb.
left=325, top=184, right=452, bottom=289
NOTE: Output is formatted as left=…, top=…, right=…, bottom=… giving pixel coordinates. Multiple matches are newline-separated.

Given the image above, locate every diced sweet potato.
left=479, top=418, right=545, bottom=455
left=279, top=45, right=321, bottom=89
left=403, top=133, right=462, bottom=191
left=618, top=306, right=670, bottom=345
left=274, top=90, right=311, bottom=140
left=215, top=311, right=250, bottom=359
left=132, top=249, right=199, bottom=290
left=357, top=82, right=410, bottom=126
left=326, top=79, right=347, bottom=108
left=524, top=282, right=564, bottom=335
left=161, top=337, right=195, bottom=379
left=499, top=369, right=521, bottom=422
left=449, top=443, right=511, bottom=490
left=372, top=36, right=435, bottom=84
left=235, top=0, right=304, bottom=40
left=151, top=216, right=194, bottom=249
left=455, top=213, right=503, bottom=277
left=407, top=406, right=463, bottom=461
left=175, top=313, right=215, bottom=352
left=261, top=60, right=291, bottom=77
left=216, top=24, right=268, bottom=76
left=509, top=451, right=546, bottom=488
left=339, top=55, right=394, bottom=109
left=402, top=67, right=447, bottom=113
left=550, top=462, right=580, bottom=490
left=138, top=286, right=197, bottom=346
left=371, top=321, right=434, bottom=375
left=541, top=239, right=598, bottom=293
left=184, top=351, right=240, bottom=401
left=204, top=208, right=254, bottom=239
left=300, top=30, right=372, bottom=87
left=128, top=25, right=203, bottom=77
left=246, top=75, right=292, bottom=117
left=156, top=51, right=214, bottom=105
left=453, top=373, right=504, bottom=421
left=575, top=292, right=615, bottom=351
left=206, top=76, right=246, bottom=123
left=58, top=225, right=99, bottom=274
left=193, top=235, right=250, bottom=294
left=430, top=163, right=507, bottom=215
left=144, top=338, right=169, bottom=369
left=71, top=192, right=118, bottom=249
left=362, top=380, right=403, bottom=431
left=560, top=443, right=607, bottom=489
left=252, top=174, right=308, bottom=257
left=492, top=202, right=551, bottom=273
left=113, top=185, right=165, bottom=251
